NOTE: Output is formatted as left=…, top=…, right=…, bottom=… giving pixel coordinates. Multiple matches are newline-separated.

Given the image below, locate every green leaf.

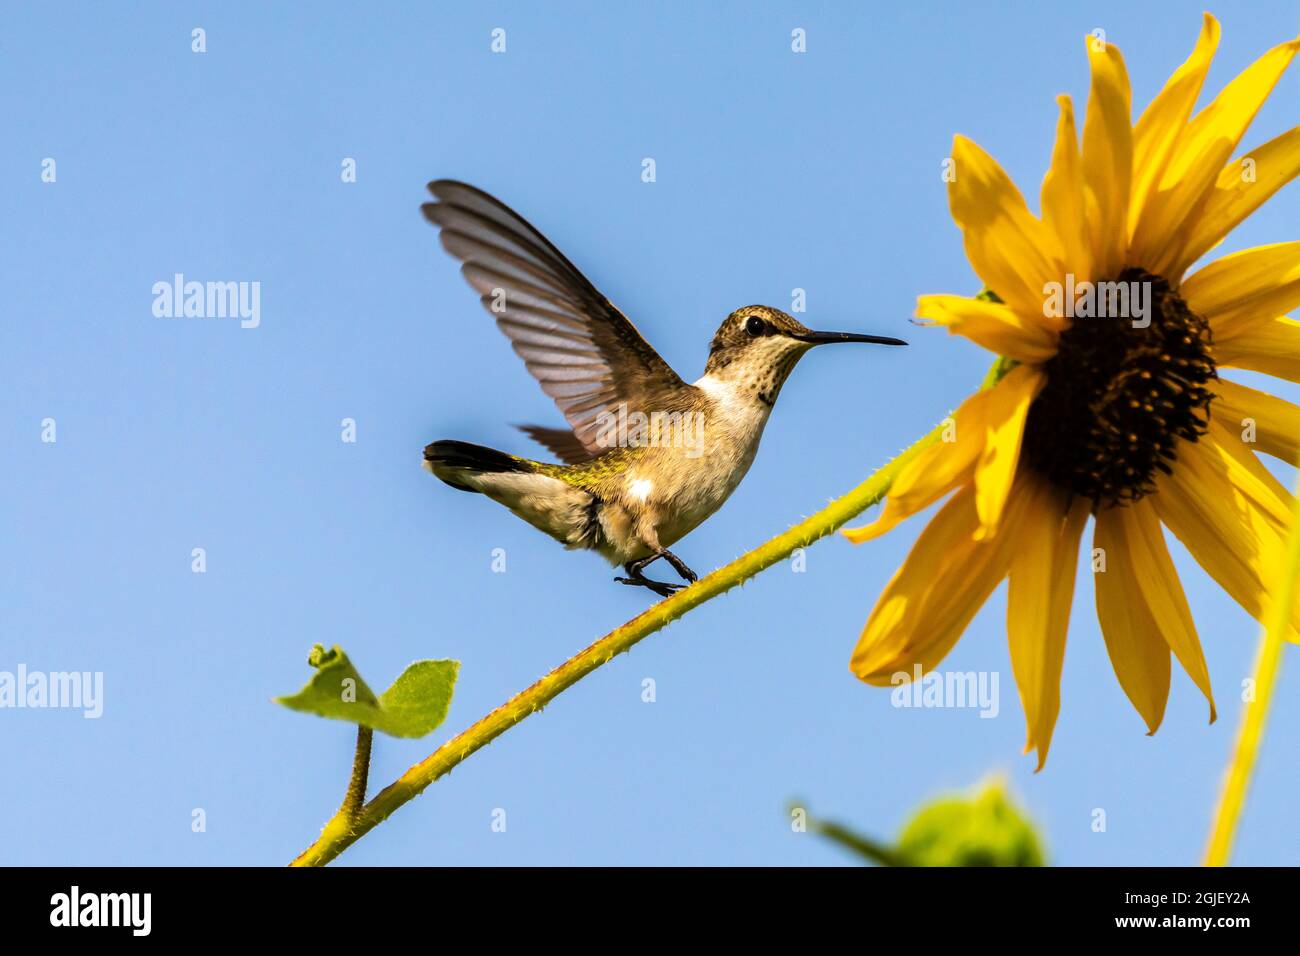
left=275, top=644, right=459, bottom=739
left=895, top=778, right=1045, bottom=867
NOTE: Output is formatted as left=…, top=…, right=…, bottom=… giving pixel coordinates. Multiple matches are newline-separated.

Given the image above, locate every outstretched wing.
left=421, top=180, right=686, bottom=457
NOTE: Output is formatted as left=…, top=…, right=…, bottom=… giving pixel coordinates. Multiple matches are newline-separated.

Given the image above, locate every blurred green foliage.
left=801, top=777, right=1046, bottom=866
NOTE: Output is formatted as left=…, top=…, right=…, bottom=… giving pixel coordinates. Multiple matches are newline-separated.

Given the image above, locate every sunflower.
left=845, top=14, right=1300, bottom=768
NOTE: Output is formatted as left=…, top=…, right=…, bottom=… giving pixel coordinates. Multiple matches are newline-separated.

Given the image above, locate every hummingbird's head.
left=703, top=305, right=906, bottom=406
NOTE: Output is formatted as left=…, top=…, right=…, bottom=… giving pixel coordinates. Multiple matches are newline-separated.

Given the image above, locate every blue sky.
left=2, top=1, right=1297, bottom=866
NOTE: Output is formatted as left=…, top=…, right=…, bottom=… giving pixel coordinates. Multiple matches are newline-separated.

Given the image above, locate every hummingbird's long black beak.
left=789, top=329, right=908, bottom=347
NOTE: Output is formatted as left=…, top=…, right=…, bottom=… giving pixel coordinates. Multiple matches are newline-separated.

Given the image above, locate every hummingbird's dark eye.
left=745, top=315, right=767, bottom=337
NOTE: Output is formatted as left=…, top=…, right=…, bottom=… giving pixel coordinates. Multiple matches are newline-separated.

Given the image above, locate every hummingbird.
left=420, top=181, right=906, bottom=598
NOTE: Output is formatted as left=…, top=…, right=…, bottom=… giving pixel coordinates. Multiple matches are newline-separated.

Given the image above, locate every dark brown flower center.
left=1021, top=268, right=1217, bottom=506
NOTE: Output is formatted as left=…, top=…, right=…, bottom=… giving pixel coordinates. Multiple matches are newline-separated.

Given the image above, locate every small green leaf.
left=895, top=778, right=1045, bottom=867
left=276, top=644, right=459, bottom=739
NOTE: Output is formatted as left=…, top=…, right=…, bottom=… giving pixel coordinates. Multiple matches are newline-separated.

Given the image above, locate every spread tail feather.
left=423, top=439, right=601, bottom=551
left=423, top=440, right=536, bottom=492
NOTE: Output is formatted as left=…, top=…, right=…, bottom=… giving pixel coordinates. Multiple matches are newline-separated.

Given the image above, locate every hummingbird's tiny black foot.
left=615, top=575, right=683, bottom=599
left=657, top=549, right=698, bottom=583
left=626, top=550, right=698, bottom=584
left=616, top=557, right=688, bottom=598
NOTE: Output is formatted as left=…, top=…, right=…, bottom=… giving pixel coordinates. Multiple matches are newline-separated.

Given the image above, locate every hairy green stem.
left=290, top=361, right=1011, bottom=867
left=340, top=726, right=373, bottom=821
left=813, top=818, right=910, bottom=867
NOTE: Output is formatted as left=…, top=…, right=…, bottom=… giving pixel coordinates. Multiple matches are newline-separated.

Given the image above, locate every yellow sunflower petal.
left=973, top=364, right=1045, bottom=540
left=840, top=445, right=963, bottom=545
left=851, top=482, right=1026, bottom=684
left=1135, top=36, right=1300, bottom=278
left=1175, top=124, right=1300, bottom=272
left=1041, top=94, right=1092, bottom=282
left=915, top=294, right=1059, bottom=363
left=842, top=395, right=988, bottom=544
left=948, top=135, right=1064, bottom=322
left=1081, top=37, right=1133, bottom=280
left=1153, top=436, right=1300, bottom=640
left=1212, top=378, right=1300, bottom=466
left=1181, top=241, right=1300, bottom=340
left=1116, top=499, right=1216, bottom=722
left=1215, top=315, right=1300, bottom=382
left=1128, top=13, right=1220, bottom=249
left=1094, top=505, right=1172, bottom=735
left=1007, top=482, right=1088, bottom=769
left=844, top=367, right=1042, bottom=544
left=1204, top=418, right=1295, bottom=534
